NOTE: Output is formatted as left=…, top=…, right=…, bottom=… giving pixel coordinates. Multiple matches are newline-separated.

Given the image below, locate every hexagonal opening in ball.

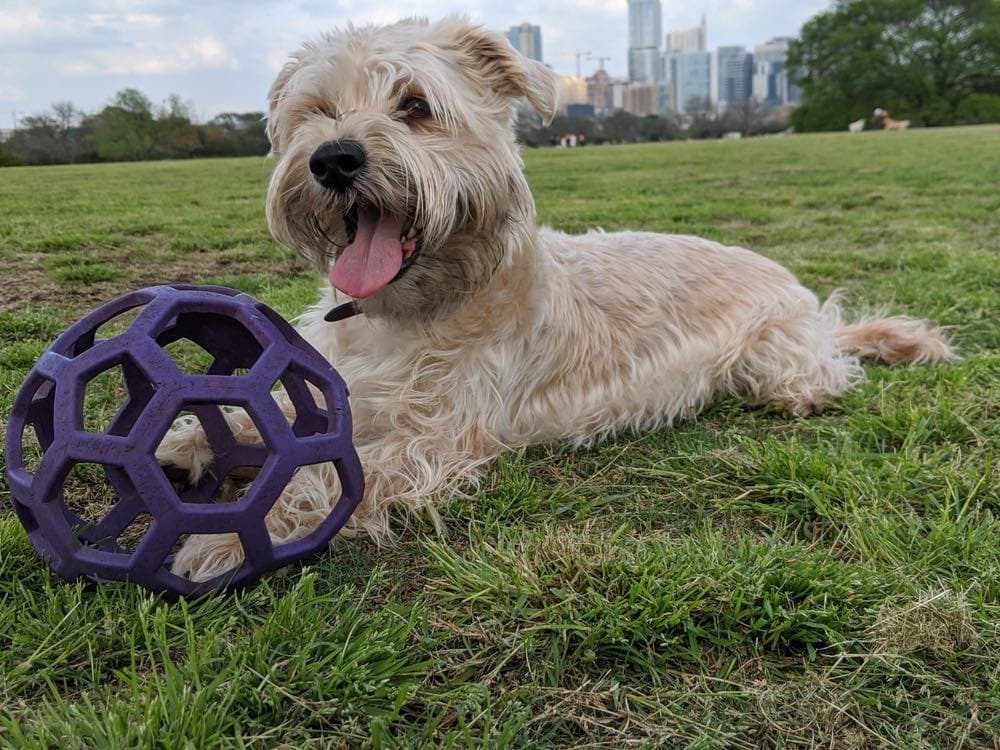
left=272, top=362, right=335, bottom=438
left=17, top=423, right=45, bottom=476
left=158, top=404, right=271, bottom=507
left=155, top=311, right=263, bottom=376
left=117, top=512, right=156, bottom=554
left=93, top=304, right=145, bottom=342
left=59, top=461, right=155, bottom=557
left=81, top=353, right=157, bottom=437
left=167, top=533, right=250, bottom=583
left=11, top=372, right=56, bottom=479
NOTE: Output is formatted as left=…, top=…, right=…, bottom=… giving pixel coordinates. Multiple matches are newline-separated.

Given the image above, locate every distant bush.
left=956, top=94, right=1000, bottom=125
left=0, top=144, right=22, bottom=167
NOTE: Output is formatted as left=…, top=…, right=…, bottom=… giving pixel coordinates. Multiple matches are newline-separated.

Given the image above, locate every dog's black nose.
left=309, top=140, right=366, bottom=190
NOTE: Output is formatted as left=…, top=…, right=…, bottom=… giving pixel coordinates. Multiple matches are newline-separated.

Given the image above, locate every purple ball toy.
left=4, top=285, right=364, bottom=597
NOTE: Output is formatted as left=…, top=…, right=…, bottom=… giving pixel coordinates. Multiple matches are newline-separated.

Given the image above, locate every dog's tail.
left=822, top=293, right=958, bottom=365
left=834, top=315, right=957, bottom=365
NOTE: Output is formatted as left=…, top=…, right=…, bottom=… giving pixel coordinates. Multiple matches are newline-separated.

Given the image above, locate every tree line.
left=789, top=0, right=1000, bottom=131
left=0, top=88, right=268, bottom=167
left=517, top=99, right=789, bottom=148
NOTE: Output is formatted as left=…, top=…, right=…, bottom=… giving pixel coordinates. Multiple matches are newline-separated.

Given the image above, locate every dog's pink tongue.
left=329, top=209, right=406, bottom=298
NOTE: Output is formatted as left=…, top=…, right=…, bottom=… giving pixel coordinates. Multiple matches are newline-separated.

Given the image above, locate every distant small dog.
left=848, top=118, right=865, bottom=133
left=158, top=18, right=954, bottom=581
left=874, top=108, right=910, bottom=131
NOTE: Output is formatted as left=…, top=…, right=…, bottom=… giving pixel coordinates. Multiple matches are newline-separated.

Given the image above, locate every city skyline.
left=0, top=1, right=829, bottom=124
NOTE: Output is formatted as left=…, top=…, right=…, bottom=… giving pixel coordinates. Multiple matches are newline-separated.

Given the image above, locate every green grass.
left=1, top=126, right=999, bottom=748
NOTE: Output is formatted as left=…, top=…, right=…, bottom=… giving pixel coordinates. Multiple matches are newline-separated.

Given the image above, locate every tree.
left=0, top=143, right=21, bottom=166
left=89, top=88, right=156, bottom=161
left=152, top=94, right=200, bottom=158
left=206, top=112, right=269, bottom=155
left=956, top=92, right=1000, bottom=122
left=789, top=0, right=1000, bottom=131
left=726, top=98, right=768, bottom=136
left=6, top=114, right=62, bottom=164
left=639, top=113, right=680, bottom=142
left=600, top=111, right=642, bottom=143
left=5, top=102, right=88, bottom=164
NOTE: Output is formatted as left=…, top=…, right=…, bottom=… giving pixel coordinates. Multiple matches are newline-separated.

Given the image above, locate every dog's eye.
left=400, top=97, right=431, bottom=121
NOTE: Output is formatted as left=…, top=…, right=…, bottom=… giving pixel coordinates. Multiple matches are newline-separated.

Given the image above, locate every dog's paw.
left=155, top=414, right=215, bottom=483
left=171, top=532, right=245, bottom=582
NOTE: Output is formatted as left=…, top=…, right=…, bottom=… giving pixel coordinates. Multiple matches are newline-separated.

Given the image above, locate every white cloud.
left=0, top=8, right=46, bottom=36
left=0, top=83, right=26, bottom=102
left=0, top=7, right=165, bottom=41
left=62, top=36, right=240, bottom=76
left=84, top=12, right=167, bottom=29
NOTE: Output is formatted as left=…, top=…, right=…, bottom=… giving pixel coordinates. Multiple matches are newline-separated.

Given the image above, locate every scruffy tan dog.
left=874, top=108, right=911, bottom=131
left=159, top=17, right=954, bottom=581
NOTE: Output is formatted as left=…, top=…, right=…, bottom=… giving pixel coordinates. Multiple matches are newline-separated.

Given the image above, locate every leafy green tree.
left=955, top=92, right=1000, bottom=122
left=89, top=88, right=156, bottom=161
left=0, top=143, right=22, bottom=166
left=153, top=94, right=200, bottom=158
left=600, top=111, right=642, bottom=143
left=789, top=0, right=1000, bottom=131
left=206, top=112, right=269, bottom=155
left=639, top=113, right=681, bottom=142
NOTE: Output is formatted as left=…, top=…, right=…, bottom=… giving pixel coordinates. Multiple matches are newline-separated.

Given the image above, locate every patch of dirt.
left=0, top=249, right=310, bottom=316
left=1, top=259, right=65, bottom=313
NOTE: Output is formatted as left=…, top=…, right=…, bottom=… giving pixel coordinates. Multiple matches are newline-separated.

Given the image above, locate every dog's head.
left=265, top=17, right=558, bottom=320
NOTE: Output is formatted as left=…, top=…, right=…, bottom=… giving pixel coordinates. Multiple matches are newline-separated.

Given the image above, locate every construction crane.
left=560, top=50, right=592, bottom=78
left=596, top=56, right=611, bottom=71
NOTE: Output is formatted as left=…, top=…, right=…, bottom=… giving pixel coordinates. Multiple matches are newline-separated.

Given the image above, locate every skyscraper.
left=751, top=37, right=801, bottom=106
left=507, top=23, right=543, bottom=62
left=717, top=45, right=752, bottom=109
left=665, top=15, right=707, bottom=54
left=670, top=51, right=712, bottom=114
left=628, top=0, right=662, bottom=84
left=663, top=15, right=708, bottom=114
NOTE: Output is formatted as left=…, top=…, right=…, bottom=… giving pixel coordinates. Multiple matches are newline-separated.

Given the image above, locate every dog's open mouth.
left=330, top=204, right=422, bottom=299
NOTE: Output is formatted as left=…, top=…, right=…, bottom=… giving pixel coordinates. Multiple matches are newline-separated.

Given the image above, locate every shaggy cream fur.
left=157, top=17, right=955, bottom=582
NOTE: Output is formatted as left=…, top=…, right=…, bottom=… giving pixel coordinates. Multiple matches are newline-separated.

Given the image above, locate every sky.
left=0, top=0, right=830, bottom=125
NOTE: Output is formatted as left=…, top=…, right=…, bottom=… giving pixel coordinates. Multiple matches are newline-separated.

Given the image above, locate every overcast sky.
left=0, top=0, right=829, bottom=125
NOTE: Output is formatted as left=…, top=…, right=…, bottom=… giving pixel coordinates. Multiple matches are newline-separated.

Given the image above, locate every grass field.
left=1, top=126, right=998, bottom=748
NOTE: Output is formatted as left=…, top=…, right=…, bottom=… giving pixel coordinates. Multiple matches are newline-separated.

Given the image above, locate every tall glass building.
left=670, top=51, right=712, bottom=114
left=507, top=23, right=543, bottom=62
left=752, top=37, right=800, bottom=106
left=628, top=0, right=662, bottom=83
left=717, top=45, right=752, bottom=108
left=665, top=15, right=706, bottom=54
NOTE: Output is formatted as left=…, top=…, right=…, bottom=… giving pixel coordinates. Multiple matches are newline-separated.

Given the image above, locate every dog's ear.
left=443, top=20, right=559, bottom=123
left=266, top=56, right=304, bottom=152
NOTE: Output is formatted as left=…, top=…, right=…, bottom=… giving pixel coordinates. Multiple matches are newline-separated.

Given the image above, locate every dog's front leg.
left=170, top=424, right=495, bottom=581
left=155, top=399, right=290, bottom=484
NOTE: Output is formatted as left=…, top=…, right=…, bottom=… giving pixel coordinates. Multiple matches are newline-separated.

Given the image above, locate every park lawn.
left=0, top=126, right=998, bottom=748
